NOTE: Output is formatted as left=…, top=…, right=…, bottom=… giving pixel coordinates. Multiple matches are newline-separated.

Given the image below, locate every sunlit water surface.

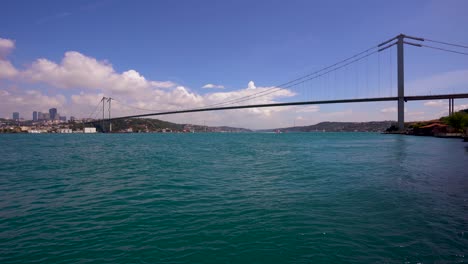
left=1, top=133, right=467, bottom=263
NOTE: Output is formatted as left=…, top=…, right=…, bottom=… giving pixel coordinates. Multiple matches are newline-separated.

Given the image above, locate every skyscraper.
left=33, top=111, right=38, bottom=121
left=13, top=112, right=19, bottom=120
left=49, top=108, right=57, bottom=120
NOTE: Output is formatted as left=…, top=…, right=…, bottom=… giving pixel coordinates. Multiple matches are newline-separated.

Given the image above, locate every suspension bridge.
left=85, top=34, right=468, bottom=131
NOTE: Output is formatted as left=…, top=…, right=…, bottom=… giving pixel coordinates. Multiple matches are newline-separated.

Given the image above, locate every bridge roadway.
left=90, top=93, right=468, bottom=123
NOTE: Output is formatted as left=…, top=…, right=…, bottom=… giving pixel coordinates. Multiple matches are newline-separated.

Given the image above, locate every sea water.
left=1, top=133, right=467, bottom=263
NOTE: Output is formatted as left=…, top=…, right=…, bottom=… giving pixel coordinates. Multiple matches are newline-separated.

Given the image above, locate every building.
left=49, top=108, right=57, bottom=120
left=20, top=126, right=30, bottom=132
left=84, top=127, right=97, bottom=133
left=38, top=112, right=50, bottom=121
left=70, top=116, right=76, bottom=122
left=33, top=111, right=38, bottom=121
left=12, top=112, right=19, bottom=121
left=59, top=116, right=66, bottom=122
left=58, top=128, right=72, bottom=133
left=414, top=123, right=449, bottom=136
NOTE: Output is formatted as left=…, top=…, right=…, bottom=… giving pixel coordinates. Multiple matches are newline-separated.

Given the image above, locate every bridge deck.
left=90, top=93, right=468, bottom=122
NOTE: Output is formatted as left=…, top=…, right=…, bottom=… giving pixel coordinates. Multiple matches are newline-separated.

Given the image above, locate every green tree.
left=444, top=112, right=468, bottom=132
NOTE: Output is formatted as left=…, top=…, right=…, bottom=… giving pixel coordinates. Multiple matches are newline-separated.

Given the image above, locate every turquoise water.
left=1, top=133, right=467, bottom=263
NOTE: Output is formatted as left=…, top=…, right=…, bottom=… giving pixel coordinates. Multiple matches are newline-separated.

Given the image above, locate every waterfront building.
left=84, top=127, right=97, bottom=133
left=38, top=112, right=50, bottom=121
left=33, top=111, right=38, bottom=121
left=49, top=108, right=57, bottom=120
left=58, top=128, right=72, bottom=133
left=12, top=112, right=19, bottom=121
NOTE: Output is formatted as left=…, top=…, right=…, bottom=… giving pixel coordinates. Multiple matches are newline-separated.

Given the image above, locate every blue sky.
left=1, top=0, right=468, bottom=128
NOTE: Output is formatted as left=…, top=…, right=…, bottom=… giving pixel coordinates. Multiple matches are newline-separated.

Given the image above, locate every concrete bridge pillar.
left=397, top=34, right=405, bottom=131
left=449, top=98, right=455, bottom=115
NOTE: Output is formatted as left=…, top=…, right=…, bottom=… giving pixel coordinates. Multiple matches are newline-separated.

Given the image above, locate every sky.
left=1, top=0, right=468, bottom=129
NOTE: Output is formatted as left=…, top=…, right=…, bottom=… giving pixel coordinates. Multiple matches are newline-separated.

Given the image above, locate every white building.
left=84, top=127, right=97, bottom=133
left=58, top=128, right=72, bottom=133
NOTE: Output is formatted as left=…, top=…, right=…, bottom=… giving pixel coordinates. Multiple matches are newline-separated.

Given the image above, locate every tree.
left=444, top=112, right=468, bottom=132
left=385, top=124, right=398, bottom=132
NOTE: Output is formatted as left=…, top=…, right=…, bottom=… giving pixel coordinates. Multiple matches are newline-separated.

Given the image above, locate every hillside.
left=98, top=118, right=252, bottom=133
left=260, top=121, right=396, bottom=133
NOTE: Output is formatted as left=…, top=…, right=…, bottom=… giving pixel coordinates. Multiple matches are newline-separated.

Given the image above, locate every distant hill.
left=187, top=125, right=252, bottom=133
left=259, top=121, right=396, bottom=133
left=2, top=116, right=396, bottom=133
left=108, top=118, right=184, bottom=132
left=102, top=118, right=252, bottom=133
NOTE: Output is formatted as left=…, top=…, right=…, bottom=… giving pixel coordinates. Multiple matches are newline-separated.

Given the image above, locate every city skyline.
left=8, top=107, right=67, bottom=122
left=1, top=0, right=468, bottom=129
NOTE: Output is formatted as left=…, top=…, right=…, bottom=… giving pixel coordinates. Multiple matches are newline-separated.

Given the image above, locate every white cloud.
left=423, top=100, right=445, bottom=107
left=296, top=105, right=320, bottom=113
left=8, top=35, right=467, bottom=128
left=0, top=88, right=66, bottom=119
left=0, top=37, right=15, bottom=59
left=202, top=83, right=224, bottom=89
left=0, top=37, right=18, bottom=79
left=380, top=107, right=397, bottom=113
left=0, top=60, right=18, bottom=79
left=380, top=106, right=410, bottom=114
left=247, top=81, right=256, bottom=90
left=0, top=40, right=299, bottom=126
left=42, top=80, right=297, bottom=128
left=21, top=51, right=175, bottom=94
left=455, top=104, right=468, bottom=111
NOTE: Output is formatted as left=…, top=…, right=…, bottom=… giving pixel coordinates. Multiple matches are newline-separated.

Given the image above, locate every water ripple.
left=0, top=133, right=467, bottom=263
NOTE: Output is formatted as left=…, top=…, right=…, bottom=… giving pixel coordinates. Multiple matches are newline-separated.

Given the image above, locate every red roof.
left=420, top=123, right=448, bottom=129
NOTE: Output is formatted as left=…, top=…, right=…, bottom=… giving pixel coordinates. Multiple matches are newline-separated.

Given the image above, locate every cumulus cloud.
left=12, top=35, right=466, bottom=128
left=380, top=106, right=410, bottom=114
left=0, top=39, right=299, bottom=126
left=37, top=80, right=297, bottom=128
left=423, top=100, right=445, bottom=107
left=0, top=60, right=18, bottom=79
left=0, top=37, right=18, bottom=79
left=455, top=104, right=468, bottom=111
left=0, top=88, right=67, bottom=119
left=22, top=51, right=175, bottom=93
left=247, top=81, right=256, bottom=90
left=0, top=37, right=15, bottom=59
left=296, top=105, right=320, bottom=113
left=380, top=107, right=397, bottom=113
left=202, top=83, right=224, bottom=89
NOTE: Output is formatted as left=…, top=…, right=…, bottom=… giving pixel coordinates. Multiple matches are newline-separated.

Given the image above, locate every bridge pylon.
left=379, top=34, right=424, bottom=131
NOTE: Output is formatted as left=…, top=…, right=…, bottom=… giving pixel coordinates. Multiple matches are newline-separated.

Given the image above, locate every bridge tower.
left=397, top=34, right=405, bottom=131
left=107, top=97, right=112, bottom=132
left=101, top=96, right=107, bottom=133
left=379, top=34, right=424, bottom=131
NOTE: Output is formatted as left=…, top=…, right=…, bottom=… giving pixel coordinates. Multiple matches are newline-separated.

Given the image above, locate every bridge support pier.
left=397, top=34, right=405, bottom=131
left=449, top=98, right=455, bottom=116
